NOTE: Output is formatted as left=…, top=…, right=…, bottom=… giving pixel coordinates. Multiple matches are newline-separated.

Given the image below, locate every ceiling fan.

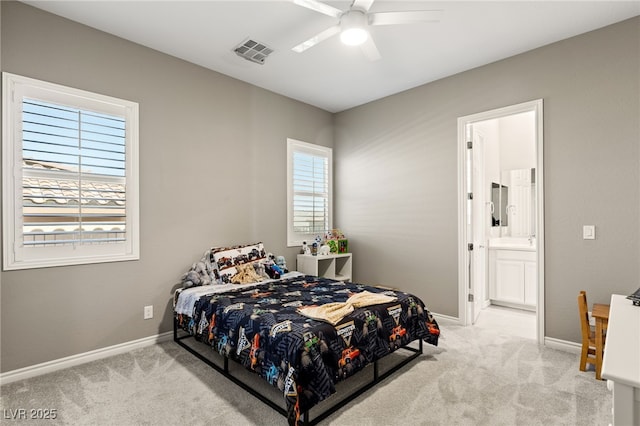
left=291, top=0, right=442, bottom=61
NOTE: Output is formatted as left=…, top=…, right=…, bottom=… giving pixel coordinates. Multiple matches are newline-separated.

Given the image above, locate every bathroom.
left=472, top=109, right=538, bottom=337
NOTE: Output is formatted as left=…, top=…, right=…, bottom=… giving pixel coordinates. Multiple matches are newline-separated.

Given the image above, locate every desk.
left=601, top=294, right=640, bottom=426
left=591, top=303, right=610, bottom=380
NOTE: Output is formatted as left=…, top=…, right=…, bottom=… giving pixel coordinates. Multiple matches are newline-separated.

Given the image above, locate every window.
left=287, top=138, right=332, bottom=247
left=2, top=73, right=139, bottom=270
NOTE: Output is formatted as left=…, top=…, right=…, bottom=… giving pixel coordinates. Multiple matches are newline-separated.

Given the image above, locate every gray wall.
left=1, top=2, right=638, bottom=373
left=0, top=2, right=333, bottom=372
left=334, top=17, right=639, bottom=342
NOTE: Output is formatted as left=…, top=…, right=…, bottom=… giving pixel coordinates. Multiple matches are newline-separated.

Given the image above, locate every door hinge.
left=467, top=192, right=473, bottom=200
left=467, top=141, right=473, bottom=149
left=468, top=293, right=474, bottom=302
left=468, top=243, right=474, bottom=251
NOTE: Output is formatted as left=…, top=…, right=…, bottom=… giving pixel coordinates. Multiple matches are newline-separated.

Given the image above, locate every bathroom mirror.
left=491, top=182, right=508, bottom=227
left=497, top=168, right=536, bottom=237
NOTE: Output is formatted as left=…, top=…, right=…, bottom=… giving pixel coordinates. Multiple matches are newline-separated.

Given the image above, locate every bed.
left=173, top=244, right=440, bottom=425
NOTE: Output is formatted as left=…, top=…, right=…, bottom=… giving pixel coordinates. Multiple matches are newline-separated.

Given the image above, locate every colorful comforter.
left=174, top=275, right=440, bottom=424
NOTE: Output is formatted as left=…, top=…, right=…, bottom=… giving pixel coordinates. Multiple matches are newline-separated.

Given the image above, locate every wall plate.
left=583, top=225, right=595, bottom=240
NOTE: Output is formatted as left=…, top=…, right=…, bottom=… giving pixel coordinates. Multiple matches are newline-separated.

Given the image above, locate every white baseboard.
left=544, top=336, right=582, bottom=354
left=427, top=313, right=580, bottom=354
left=0, top=331, right=173, bottom=386
left=432, top=312, right=461, bottom=326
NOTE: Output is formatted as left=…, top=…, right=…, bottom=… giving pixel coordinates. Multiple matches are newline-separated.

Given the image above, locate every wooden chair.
left=578, top=290, right=597, bottom=372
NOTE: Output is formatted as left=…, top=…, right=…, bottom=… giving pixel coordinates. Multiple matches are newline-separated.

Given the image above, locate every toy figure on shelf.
left=302, top=241, right=311, bottom=255
left=310, top=235, right=323, bottom=256
left=325, top=229, right=348, bottom=253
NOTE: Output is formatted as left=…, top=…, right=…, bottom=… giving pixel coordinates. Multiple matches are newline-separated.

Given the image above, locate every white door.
left=466, top=125, right=484, bottom=324
left=471, top=130, right=487, bottom=322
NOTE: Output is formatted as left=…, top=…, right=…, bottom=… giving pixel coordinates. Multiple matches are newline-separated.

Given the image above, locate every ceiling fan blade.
left=360, top=36, right=381, bottom=61
left=352, top=0, right=375, bottom=12
left=369, top=10, right=443, bottom=26
left=292, top=0, right=343, bottom=18
left=292, top=25, right=341, bottom=53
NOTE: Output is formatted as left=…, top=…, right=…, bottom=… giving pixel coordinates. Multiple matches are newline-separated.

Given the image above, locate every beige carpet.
left=0, top=322, right=611, bottom=425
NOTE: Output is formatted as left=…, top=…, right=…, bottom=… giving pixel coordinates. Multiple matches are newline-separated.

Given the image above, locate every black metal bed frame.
left=173, top=318, right=423, bottom=425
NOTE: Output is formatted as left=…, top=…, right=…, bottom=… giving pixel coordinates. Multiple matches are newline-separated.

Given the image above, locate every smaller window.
left=287, top=139, right=332, bottom=247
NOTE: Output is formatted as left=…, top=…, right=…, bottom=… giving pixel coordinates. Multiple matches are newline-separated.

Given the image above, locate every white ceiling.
left=22, top=1, right=640, bottom=113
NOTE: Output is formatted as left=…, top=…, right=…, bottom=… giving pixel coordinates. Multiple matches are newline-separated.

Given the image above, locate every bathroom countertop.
left=488, top=238, right=536, bottom=251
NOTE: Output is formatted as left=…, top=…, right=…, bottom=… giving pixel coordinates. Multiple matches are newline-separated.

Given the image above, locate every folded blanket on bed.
left=297, top=290, right=397, bottom=325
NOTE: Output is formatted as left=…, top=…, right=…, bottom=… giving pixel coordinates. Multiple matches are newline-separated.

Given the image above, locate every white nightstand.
left=296, top=253, right=352, bottom=281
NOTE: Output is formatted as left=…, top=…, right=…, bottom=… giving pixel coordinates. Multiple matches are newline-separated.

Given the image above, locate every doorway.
left=457, top=100, right=544, bottom=343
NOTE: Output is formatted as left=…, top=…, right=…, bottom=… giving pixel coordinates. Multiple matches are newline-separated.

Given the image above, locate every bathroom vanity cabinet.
left=489, top=247, right=536, bottom=310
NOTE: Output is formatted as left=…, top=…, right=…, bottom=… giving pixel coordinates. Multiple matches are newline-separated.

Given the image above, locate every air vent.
left=234, top=39, right=274, bottom=65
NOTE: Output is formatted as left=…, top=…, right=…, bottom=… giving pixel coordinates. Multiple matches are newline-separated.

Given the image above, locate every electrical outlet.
left=583, top=225, right=596, bottom=240
left=144, top=305, right=153, bottom=320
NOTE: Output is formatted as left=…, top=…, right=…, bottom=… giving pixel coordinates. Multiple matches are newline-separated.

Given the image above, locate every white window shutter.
left=287, top=139, right=332, bottom=246
left=2, top=72, right=139, bottom=270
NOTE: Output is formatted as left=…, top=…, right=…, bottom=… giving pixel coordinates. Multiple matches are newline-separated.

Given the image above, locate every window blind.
left=21, top=98, right=127, bottom=246
left=288, top=139, right=332, bottom=246
left=292, top=151, right=329, bottom=234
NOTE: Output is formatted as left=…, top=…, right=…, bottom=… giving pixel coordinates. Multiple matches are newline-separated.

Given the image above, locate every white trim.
left=457, top=99, right=545, bottom=344
left=0, top=332, right=172, bottom=386
left=544, top=336, right=582, bottom=354
left=534, top=101, right=545, bottom=345
left=431, top=313, right=574, bottom=353
left=431, top=312, right=462, bottom=326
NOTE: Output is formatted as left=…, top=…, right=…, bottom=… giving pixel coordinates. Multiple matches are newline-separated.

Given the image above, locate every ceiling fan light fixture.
left=340, top=27, right=368, bottom=46
left=292, top=0, right=443, bottom=59
left=339, top=10, right=369, bottom=46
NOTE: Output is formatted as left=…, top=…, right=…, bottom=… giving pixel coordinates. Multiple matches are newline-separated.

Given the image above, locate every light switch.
left=583, top=225, right=595, bottom=240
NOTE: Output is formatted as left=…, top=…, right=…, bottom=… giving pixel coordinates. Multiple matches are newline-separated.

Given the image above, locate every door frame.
left=457, top=99, right=545, bottom=344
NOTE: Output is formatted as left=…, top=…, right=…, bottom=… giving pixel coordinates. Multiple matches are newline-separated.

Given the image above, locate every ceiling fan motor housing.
left=340, top=10, right=369, bottom=45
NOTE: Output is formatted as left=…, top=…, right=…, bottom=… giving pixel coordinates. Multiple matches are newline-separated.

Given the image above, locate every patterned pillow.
left=211, top=242, right=266, bottom=284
